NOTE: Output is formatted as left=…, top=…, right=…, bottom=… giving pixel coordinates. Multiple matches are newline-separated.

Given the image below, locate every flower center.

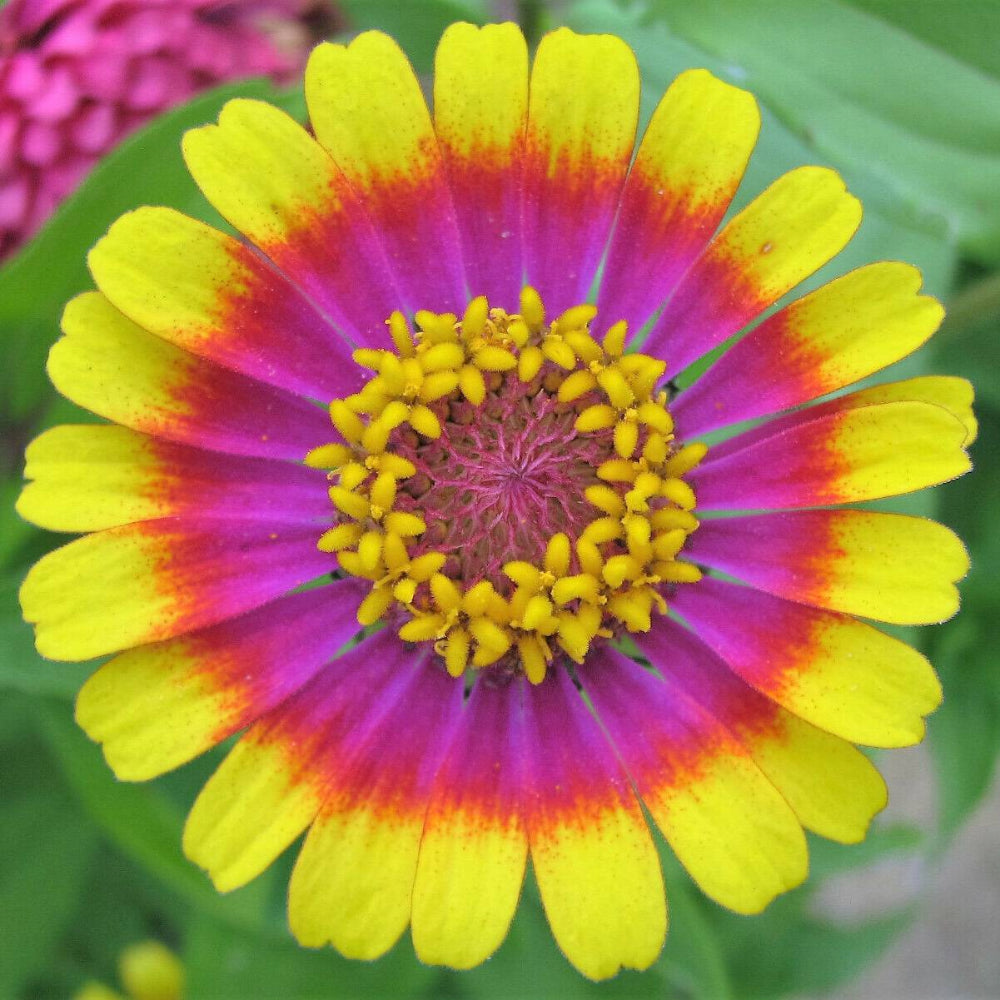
left=307, top=288, right=707, bottom=684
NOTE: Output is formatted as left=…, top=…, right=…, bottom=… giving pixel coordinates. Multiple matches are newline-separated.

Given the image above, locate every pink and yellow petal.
left=687, top=510, right=968, bottom=625
left=845, top=375, right=977, bottom=444
left=75, top=581, right=367, bottom=782
left=644, top=166, right=862, bottom=375
left=182, top=99, right=401, bottom=346
left=52, top=293, right=331, bottom=461
left=599, top=68, right=759, bottom=331
left=20, top=518, right=334, bottom=661
left=522, top=670, right=665, bottom=980
left=88, top=207, right=362, bottom=401
left=288, top=655, right=463, bottom=960
left=672, top=578, right=942, bottom=748
left=582, top=648, right=807, bottom=912
left=18, top=424, right=330, bottom=533
left=183, top=631, right=410, bottom=892
left=692, top=400, right=971, bottom=510
left=411, top=678, right=527, bottom=969
left=675, top=262, right=944, bottom=435
left=640, top=618, right=887, bottom=845
left=433, top=22, right=529, bottom=306
left=305, top=33, right=465, bottom=312
left=185, top=733, right=327, bottom=894
left=707, top=374, right=975, bottom=464
left=522, top=28, right=639, bottom=313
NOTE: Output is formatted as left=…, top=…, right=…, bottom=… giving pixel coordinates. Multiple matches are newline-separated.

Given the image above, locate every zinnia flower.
left=0, top=0, right=315, bottom=260
left=18, top=22, right=973, bottom=980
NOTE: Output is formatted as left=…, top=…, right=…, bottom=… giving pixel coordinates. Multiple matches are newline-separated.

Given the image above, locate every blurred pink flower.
left=0, top=0, right=318, bottom=260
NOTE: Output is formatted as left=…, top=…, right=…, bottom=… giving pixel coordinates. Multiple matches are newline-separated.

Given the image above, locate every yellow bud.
left=602, top=319, right=628, bottom=357
left=119, top=941, right=184, bottom=1000
left=517, top=345, right=545, bottom=382
left=553, top=303, right=598, bottom=331
left=544, top=533, right=571, bottom=577
left=408, top=405, right=441, bottom=438
left=458, top=364, right=486, bottom=405
left=474, top=345, right=518, bottom=371
left=519, top=286, right=546, bottom=330
left=357, top=584, right=394, bottom=625
left=329, top=400, right=365, bottom=444
left=317, top=523, right=363, bottom=553
left=357, top=530, right=384, bottom=572
left=400, top=614, right=448, bottom=643
left=518, top=636, right=548, bottom=684
left=575, top=404, right=618, bottom=432
left=384, top=511, right=426, bottom=536
left=557, top=368, right=597, bottom=402
left=328, top=485, right=369, bottom=521
left=420, top=371, right=460, bottom=403
left=387, top=310, right=415, bottom=356
left=541, top=336, right=576, bottom=370
left=409, top=551, right=447, bottom=581
left=422, top=341, right=465, bottom=372
left=584, top=484, right=625, bottom=517
left=431, top=573, right=463, bottom=612
left=444, top=628, right=471, bottom=677
left=613, top=419, right=640, bottom=459
left=462, top=296, right=490, bottom=340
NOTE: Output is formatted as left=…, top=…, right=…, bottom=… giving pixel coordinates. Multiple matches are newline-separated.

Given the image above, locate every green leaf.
left=0, top=571, right=93, bottom=698
left=0, top=479, right=34, bottom=571
left=454, top=877, right=669, bottom=999
left=659, top=872, right=732, bottom=1000
left=29, top=845, right=181, bottom=1000
left=0, top=716, right=99, bottom=999
left=628, top=0, right=1000, bottom=262
left=32, top=698, right=274, bottom=931
left=921, top=400, right=1000, bottom=839
left=718, top=903, right=913, bottom=1000
left=846, top=0, right=1000, bottom=80
left=341, top=0, right=489, bottom=72
left=807, top=823, right=925, bottom=880
left=183, top=912, right=435, bottom=1000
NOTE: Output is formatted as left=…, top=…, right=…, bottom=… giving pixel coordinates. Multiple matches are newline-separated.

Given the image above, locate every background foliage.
left=2, top=1, right=998, bottom=997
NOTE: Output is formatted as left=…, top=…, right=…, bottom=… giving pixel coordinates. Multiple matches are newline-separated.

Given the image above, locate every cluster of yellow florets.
left=306, top=288, right=706, bottom=683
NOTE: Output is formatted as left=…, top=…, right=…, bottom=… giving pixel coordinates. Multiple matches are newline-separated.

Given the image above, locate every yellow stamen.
left=313, top=287, right=704, bottom=684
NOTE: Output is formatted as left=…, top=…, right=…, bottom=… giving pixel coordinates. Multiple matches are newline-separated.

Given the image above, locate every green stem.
left=941, top=271, right=1000, bottom=341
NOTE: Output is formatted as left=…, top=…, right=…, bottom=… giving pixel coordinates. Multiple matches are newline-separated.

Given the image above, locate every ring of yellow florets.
left=306, top=287, right=707, bottom=684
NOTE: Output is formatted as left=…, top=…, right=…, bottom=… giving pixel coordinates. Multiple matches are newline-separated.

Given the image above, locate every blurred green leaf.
left=846, top=0, right=1000, bottom=79
left=183, top=912, right=435, bottom=999
left=921, top=395, right=1000, bottom=840
left=807, top=824, right=925, bottom=880
left=33, top=698, right=273, bottom=931
left=927, top=612, right=1000, bottom=841
left=27, top=846, right=181, bottom=1000
left=0, top=479, right=33, bottom=569
left=629, top=0, right=1000, bottom=263
left=453, top=883, right=668, bottom=999
left=658, top=870, right=732, bottom=1000
left=653, top=815, right=926, bottom=997
left=711, top=899, right=914, bottom=1000
left=938, top=275, right=1000, bottom=409
left=0, top=572, right=93, bottom=698
left=341, top=0, right=489, bottom=72
left=0, top=722, right=99, bottom=998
